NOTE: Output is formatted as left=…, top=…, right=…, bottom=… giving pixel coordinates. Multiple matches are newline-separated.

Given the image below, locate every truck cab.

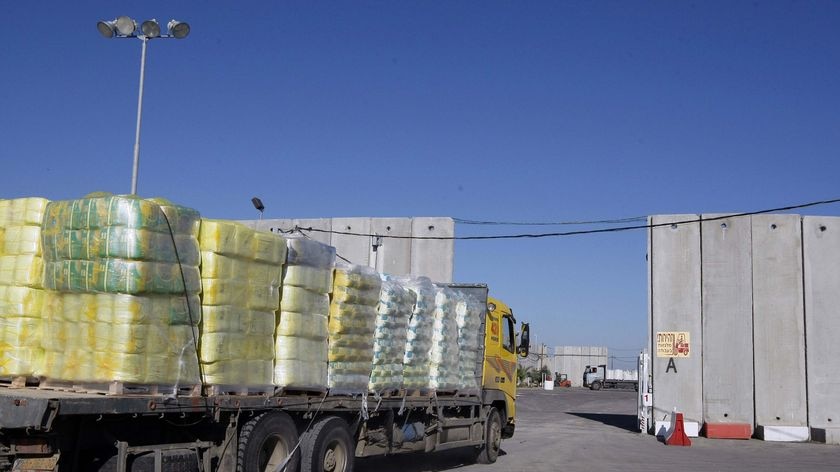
left=482, top=297, right=529, bottom=438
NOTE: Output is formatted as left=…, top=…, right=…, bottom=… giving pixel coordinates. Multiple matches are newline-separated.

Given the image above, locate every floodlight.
left=141, top=19, right=161, bottom=38
left=168, top=20, right=190, bottom=39
left=252, top=197, right=265, bottom=212
left=115, top=16, right=137, bottom=36
left=97, top=20, right=117, bottom=38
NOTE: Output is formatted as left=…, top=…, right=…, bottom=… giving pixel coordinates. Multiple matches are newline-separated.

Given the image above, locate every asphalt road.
left=356, top=388, right=839, bottom=472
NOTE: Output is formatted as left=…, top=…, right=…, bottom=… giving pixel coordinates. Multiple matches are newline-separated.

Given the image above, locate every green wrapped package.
left=42, top=195, right=200, bottom=235
left=44, top=259, right=200, bottom=295
left=42, top=228, right=198, bottom=265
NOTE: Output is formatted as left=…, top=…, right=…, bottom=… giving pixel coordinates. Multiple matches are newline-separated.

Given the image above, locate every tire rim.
left=259, top=434, right=290, bottom=471
left=490, top=420, right=502, bottom=453
left=323, top=439, right=347, bottom=472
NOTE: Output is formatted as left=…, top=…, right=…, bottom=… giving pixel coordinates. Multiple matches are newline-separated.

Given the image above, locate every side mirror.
left=517, top=322, right=530, bottom=358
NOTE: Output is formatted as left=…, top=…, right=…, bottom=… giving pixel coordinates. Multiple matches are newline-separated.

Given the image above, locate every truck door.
left=482, top=298, right=517, bottom=421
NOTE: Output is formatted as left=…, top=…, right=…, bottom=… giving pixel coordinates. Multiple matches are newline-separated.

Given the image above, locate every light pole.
left=97, top=16, right=190, bottom=195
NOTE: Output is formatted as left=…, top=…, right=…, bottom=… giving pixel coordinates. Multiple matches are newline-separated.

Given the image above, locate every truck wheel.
left=591, top=381, right=602, bottom=391
left=475, top=407, right=502, bottom=464
left=300, top=416, right=354, bottom=472
left=238, top=411, right=300, bottom=472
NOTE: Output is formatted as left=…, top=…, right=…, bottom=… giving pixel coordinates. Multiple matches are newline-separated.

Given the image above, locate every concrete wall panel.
left=370, top=218, right=412, bottom=276
left=410, top=217, right=455, bottom=282
left=803, top=216, right=840, bottom=441
left=650, top=215, right=703, bottom=427
left=293, top=218, right=333, bottom=246
left=752, top=215, right=808, bottom=431
left=701, top=214, right=754, bottom=429
left=330, top=218, right=371, bottom=266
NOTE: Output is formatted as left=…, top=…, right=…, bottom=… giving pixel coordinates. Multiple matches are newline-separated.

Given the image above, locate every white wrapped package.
left=456, top=294, right=484, bottom=390
left=285, top=238, right=336, bottom=268
left=402, top=277, right=435, bottom=389
left=280, top=286, right=329, bottom=315
left=327, top=264, right=380, bottom=391
left=428, top=286, right=461, bottom=390
left=274, top=359, right=328, bottom=389
left=276, top=312, right=328, bottom=339
left=283, top=265, right=333, bottom=293
left=369, top=275, right=414, bottom=392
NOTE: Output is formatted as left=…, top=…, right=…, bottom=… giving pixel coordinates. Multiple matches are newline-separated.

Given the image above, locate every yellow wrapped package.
left=201, top=360, right=274, bottom=386
left=201, top=278, right=279, bottom=312
left=200, top=333, right=273, bottom=362
left=199, top=252, right=249, bottom=279
left=0, top=255, right=44, bottom=287
left=249, top=231, right=287, bottom=264
left=98, top=293, right=201, bottom=326
left=3, top=226, right=42, bottom=256
left=0, top=286, right=45, bottom=316
left=333, top=267, right=381, bottom=290
left=199, top=219, right=286, bottom=264
left=7, top=198, right=49, bottom=226
left=201, top=306, right=276, bottom=336
left=330, top=285, right=380, bottom=305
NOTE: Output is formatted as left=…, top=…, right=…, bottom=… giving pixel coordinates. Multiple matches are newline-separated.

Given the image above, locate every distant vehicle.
left=583, top=364, right=639, bottom=391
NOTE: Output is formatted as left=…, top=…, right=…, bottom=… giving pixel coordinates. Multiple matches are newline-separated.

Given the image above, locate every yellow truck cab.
left=482, top=296, right=530, bottom=440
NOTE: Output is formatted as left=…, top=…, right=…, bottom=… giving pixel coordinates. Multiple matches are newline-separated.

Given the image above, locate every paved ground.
left=356, top=387, right=839, bottom=471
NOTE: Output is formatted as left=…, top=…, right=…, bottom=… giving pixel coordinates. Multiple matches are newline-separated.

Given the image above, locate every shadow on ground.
left=355, top=448, right=507, bottom=472
left=566, top=412, right=638, bottom=432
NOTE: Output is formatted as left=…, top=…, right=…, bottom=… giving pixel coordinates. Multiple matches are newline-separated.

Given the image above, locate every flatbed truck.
left=0, top=284, right=529, bottom=472
left=583, top=365, right=638, bottom=391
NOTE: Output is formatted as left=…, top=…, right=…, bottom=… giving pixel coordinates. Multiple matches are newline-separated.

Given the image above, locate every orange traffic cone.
left=665, top=412, right=692, bottom=446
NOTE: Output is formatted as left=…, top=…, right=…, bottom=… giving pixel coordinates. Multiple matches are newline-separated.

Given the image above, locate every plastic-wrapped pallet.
left=198, top=219, right=286, bottom=388
left=402, top=277, right=435, bottom=390
left=456, top=293, right=484, bottom=391
left=428, top=286, right=461, bottom=390
left=0, top=197, right=49, bottom=378
left=39, top=195, right=201, bottom=389
left=40, top=293, right=201, bottom=384
left=327, top=264, right=381, bottom=392
left=369, top=275, right=415, bottom=392
left=275, top=238, right=335, bottom=389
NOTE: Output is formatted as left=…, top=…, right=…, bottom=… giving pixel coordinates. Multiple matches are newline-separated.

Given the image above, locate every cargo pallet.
left=39, top=379, right=202, bottom=397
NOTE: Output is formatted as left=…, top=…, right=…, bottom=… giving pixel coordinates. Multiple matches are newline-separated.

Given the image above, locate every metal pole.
left=131, top=37, right=148, bottom=195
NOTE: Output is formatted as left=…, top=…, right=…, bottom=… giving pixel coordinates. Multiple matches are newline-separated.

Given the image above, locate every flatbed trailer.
left=0, top=386, right=499, bottom=472
left=0, top=283, right=529, bottom=472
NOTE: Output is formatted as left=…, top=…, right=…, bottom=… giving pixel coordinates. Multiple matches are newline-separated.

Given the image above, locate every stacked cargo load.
left=0, top=198, right=49, bottom=381
left=198, top=220, right=286, bottom=392
left=428, top=286, right=461, bottom=390
left=39, top=195, right=202, bottom=392
left=327, top=264, right=381, bottom=392
left=369, top=275, right=415, bottom=393
left=274, top=238, right=335, bottom=390
left=402, top=277, right=435, bottom=391
left=455, top=293, right=484, bottom=391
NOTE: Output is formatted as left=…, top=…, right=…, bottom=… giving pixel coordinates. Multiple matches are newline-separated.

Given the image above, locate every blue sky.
left=3, top=2, right=839, bottom=364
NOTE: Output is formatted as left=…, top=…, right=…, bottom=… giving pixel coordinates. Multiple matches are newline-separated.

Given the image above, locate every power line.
left=293, top=197, right=840, bottom=241
left=453, top=216, right=647, bottom=226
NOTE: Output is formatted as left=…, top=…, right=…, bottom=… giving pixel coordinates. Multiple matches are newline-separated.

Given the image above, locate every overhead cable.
left=292, top=197, right=840, bottom=241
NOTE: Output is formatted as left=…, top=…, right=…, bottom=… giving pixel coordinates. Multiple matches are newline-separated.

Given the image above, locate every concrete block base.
left=811, top=427, right=840, bottom=445
left=755, top=425, right=810, bottom=442
left=655, top=420, right=700, bottom=438
left=704, top=423, right=752, bottom=439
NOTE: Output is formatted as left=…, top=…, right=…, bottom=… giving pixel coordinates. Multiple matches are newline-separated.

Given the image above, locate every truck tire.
left=591, top=381, right=602, bottom=391
left=475, top=407, right=502, bottom=464
left=300, top=416, right=354, bottom=472
left=237, top=411, right=300, bottom=472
